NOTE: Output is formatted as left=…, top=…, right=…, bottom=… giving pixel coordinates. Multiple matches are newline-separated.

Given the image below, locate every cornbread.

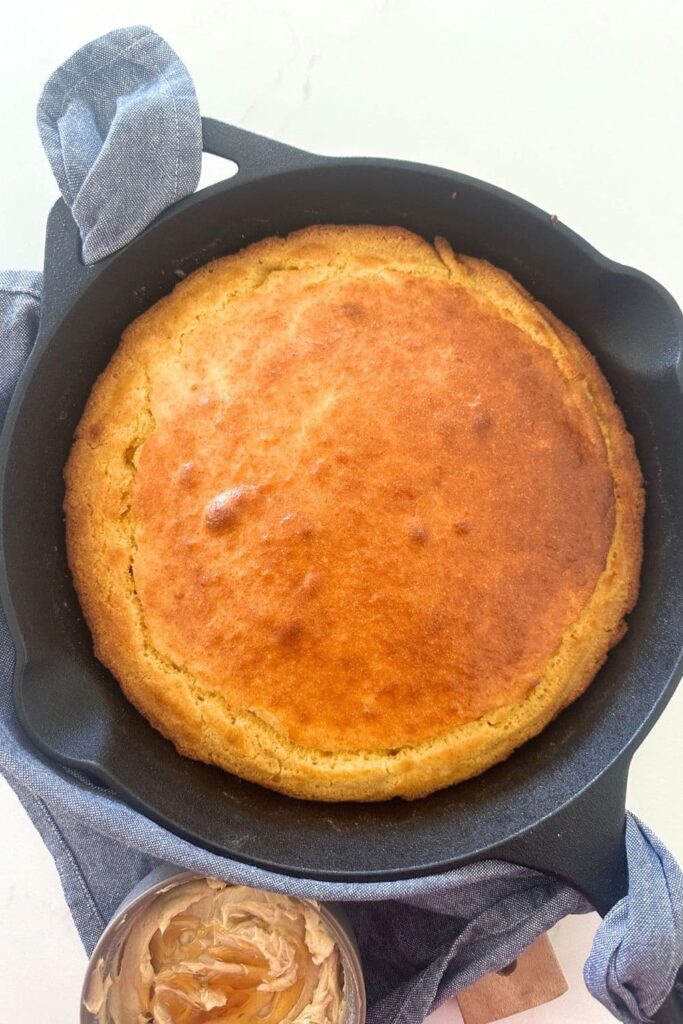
left=64, top=225, right=643, bottom=801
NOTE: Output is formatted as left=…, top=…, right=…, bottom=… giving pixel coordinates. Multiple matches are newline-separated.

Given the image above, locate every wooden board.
left=456, top=935, right=568, bottom=1024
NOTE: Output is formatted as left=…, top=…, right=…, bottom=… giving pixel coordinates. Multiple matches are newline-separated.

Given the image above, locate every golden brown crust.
left=64, top=225, right=644, bottom=801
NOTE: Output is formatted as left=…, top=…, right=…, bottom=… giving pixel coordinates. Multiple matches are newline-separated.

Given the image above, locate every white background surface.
left=1, top=2, right=682, bottom=1022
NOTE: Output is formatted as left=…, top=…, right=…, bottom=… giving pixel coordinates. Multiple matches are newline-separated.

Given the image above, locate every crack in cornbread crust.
left=64, top=225, right=643, bottom=801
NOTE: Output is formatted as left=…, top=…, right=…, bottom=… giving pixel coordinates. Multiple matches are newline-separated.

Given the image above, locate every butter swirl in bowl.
left=81, top=870, right=364, bottom=1024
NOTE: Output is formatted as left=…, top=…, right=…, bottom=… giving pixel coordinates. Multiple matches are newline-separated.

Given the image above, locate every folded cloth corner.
left=36, top=25, right=201, bottom=264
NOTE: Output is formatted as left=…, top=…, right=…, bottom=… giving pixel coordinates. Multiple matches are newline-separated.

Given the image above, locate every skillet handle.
left=35, top=118, right=318, bottom=336
left=501, top=757, right=630, bottom=915
left=201, top=116, right=318, bottom=177
left=500, top=758, right=683, bottom=1020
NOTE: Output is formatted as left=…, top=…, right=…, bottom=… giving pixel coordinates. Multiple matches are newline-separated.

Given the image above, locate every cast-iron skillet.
left=1, top=118, right=682, bottom=1019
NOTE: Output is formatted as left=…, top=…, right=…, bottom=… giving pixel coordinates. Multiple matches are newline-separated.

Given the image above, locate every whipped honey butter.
left=83, top=877, right=343, bottom=1024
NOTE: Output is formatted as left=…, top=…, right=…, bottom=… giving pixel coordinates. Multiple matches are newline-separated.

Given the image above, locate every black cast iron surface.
left=1, top=121, right=682, bottom=927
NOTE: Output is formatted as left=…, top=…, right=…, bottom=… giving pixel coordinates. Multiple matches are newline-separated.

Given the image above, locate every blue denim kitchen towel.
left=36, top=25, right=201, bottom=263
left=1, top=26, right=682, bottom=1024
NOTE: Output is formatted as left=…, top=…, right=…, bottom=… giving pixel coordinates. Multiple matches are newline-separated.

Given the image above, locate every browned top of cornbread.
left=64, top=226, right=643, bottom=800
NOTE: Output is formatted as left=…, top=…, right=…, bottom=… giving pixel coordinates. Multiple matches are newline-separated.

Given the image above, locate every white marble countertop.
left=1, top=2, right=681, bottom=1022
